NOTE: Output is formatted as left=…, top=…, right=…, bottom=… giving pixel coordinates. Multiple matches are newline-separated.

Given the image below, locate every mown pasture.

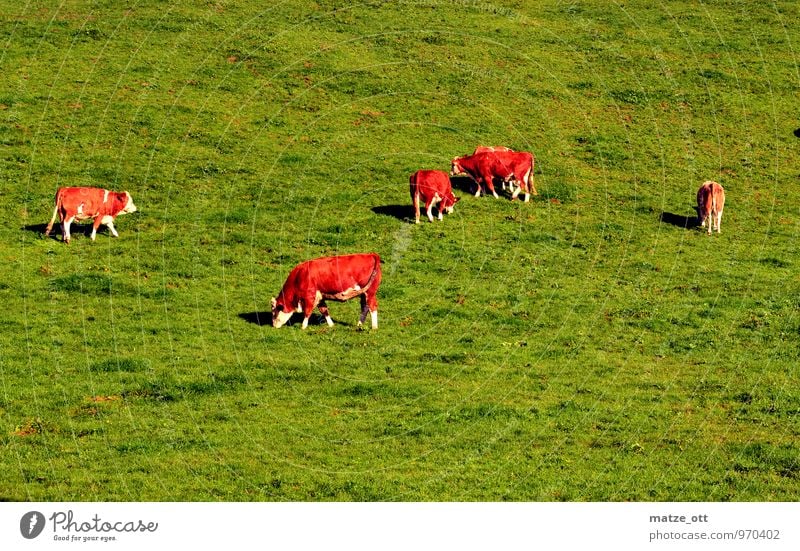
left=1, top=0, right=798, bottom=501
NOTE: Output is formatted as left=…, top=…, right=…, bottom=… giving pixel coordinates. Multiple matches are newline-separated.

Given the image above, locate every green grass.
left=1, top=0, right=798, bottom=501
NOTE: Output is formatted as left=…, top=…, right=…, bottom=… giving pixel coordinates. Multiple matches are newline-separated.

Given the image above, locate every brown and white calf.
left=45, top=187, right=138, bottom=243
left=271, top=253, right=382, bottom=330
left=409, top=169, right=460, bottom=224
left=696, top=181, right=725, bottom=234
left=450, top=150, right=536, bottom=201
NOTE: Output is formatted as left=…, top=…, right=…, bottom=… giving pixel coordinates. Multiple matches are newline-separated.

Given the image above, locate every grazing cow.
left=45, top=187, right=137, bottom=243
left=450, top=150, right=537, bottom=201
left=696, top=181, right=725, bottom=234
left=271, top=253, right=382, bottom=330
left=472, top=146, right=516, bottom=192
left=409, top=169, right=460, bottom=224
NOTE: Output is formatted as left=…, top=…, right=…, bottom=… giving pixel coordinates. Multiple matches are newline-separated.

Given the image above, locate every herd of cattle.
left=42, top=145, right=725, bottom=330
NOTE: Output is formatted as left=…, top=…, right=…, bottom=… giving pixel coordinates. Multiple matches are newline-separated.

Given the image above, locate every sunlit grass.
left=0, top=0, right=798, bottom=501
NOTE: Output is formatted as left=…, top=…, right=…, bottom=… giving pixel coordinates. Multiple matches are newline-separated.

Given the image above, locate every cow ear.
left=270, top=297, right=277, bottom=309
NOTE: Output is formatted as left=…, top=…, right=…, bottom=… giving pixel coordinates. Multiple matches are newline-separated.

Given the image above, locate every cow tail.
left=45, top=189, right=62, bottom=236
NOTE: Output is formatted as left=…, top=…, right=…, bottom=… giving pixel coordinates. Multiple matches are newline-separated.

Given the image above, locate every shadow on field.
left=23, top=222, right=99, bottom=241
left=449, top=175, right=476, bottom=194
left=239, top=312, right=272, bottom=326
left=238, top=312, right=350, bottom=327
left=794, top=128, right=800, bottom=138
left=23, top=223, right=64, bottom=239
left=23, top=223, right=50, bottom=234
left=660, top=212, right=698, bottom=229
left=371, top=204, right=413, bottom=222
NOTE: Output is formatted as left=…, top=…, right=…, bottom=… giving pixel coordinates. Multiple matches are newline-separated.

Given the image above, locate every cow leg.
left=426, top=198, right=435, bottom=223
left=513, top=168, right=533, bottom=202
left=426, top=194, right=441, bottom=222
left=412, top=191, right=421, bottom=224
left=63, top=217, right=74, bottom=244
left=511, top=181, right=530, bottom=202
left=358, top=304, right=378, bottom=329
left=301, top=293, right=323, bottom=330
left=102, top=216, right=119, bottom=237
left=358, top=292, right=378, bottom=329
left=90, top=217, right=103, bottom=241
left=511, top=179, right=521, bottom=201
left=505, top=177, right=518, bottom=195
left=470, top=177, right=481, bottom=198
left=358, top=294, right=379, bottom=329
left=358, top=294, right=369, bottom=328
left=318, top=300, right=334, bottom=327
left=715, top=210, right=723, bottom=233
left=369, top=297, right=378, bottom=329
left=483, top=174, right=499, bottom=199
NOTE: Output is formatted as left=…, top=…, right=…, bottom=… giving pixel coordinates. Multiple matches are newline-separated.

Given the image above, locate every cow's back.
left=57, top=187, right=106, bottom=218
left=711, top=181, right=725, bottom=210
left=305, top=253, right=380, bottom=294
left=490, top=150, right=533, bottom=170
left=697, top=181, right=723, bottom=213
left=473, top=145, right=513, bottom=155
left=411, top=170, right=450, bottom=198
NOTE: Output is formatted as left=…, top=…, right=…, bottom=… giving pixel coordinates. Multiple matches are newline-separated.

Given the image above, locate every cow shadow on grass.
left=660, top=211, right=699, bottom=229
left=238, top=311, right=352, bottom=328
left=449, top=175, right=476, bottom=194
left=23, top=223, right=61, bottom=240
left=238, top=312, right=273, bottom=326
left=23, top=223, right=50, bottom=234
left=23, top=223, right=103, bottom=241
left=371, top=204, right=413, bottom=222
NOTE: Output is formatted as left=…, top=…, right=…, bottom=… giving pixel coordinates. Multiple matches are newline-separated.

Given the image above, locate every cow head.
left=111, top=191, right=138, bottom=216
left=122, top=192, right=138, bottom=214
left=441, top=193, right=460, bottom=213
left=270, top=297, right=295, bottom=328
left=450, top=157, right=465, bottom=177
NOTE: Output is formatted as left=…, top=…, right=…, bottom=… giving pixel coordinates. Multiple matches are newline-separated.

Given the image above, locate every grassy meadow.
left=1, top=0, right=799, bottom=501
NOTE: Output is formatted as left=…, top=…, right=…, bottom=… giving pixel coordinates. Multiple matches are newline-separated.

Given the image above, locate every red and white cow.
left=271, top=253, right=382, bottom=330
left=409, top=169, right=460, bottom=224
left=45, top=187, right=137, bottom=243
left=450, top=150, right=537, bottom=202
left=696, top=181, right=725, bottom=234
